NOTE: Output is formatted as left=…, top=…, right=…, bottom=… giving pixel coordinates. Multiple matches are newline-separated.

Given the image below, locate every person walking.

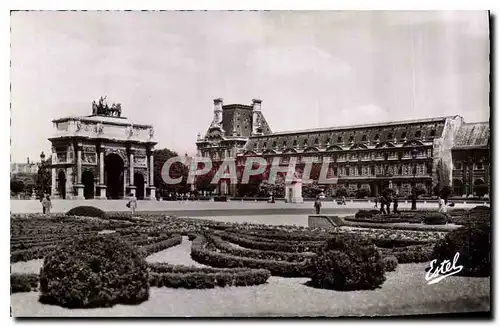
left=314, top=195, right=322, bottom=214
left=438, top=196, right=449, bottom=224
left=393, top=195, right=399, bottom=214
left=341, top=195, right=346, bottom=205
left=379, top=195, right=387, bottom=215
left=40, top=193, right=46, bottom=214
left=374, top=196, right=378, bottom=208
left=386, top=195, right=392, bottom=214
left=127, top=193, right=138, bottom=215
left=41, top=194, right=52, bottom=215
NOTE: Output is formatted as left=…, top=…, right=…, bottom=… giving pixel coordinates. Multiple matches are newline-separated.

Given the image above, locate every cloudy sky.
left=11, top=11, right=489, bottom=162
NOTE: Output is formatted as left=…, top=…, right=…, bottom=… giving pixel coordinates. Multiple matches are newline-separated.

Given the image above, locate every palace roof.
left=453, top=122, right=490, bottom=149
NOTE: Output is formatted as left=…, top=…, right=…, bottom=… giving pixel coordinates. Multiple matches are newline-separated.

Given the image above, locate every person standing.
left=314, top=195, right=322, bottom=214
left=40, top=193, right=46, bottom=214
left=379, top=196, right=387, bottom=215
left=393, top=195, right=399, bottom=214
left=386, top=195, right=392, bottom=214
left=127, top=193, right=138, bottom=215
left=374, top=196, right=378, bottom=208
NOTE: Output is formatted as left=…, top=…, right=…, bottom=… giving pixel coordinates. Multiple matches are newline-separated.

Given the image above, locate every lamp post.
left=410, top=147, right=418, bottom=210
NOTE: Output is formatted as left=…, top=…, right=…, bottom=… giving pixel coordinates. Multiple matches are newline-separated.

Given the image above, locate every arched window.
left=401, top=131, right=407, bottom=139
left=388, top=133, right=393, bottom=140
left=314, top=138, right=319, bottom=145
left=282, top=141, right=287, bottom=148
left=262, top=142, right=267, bottom=148
left=325, top=137, right=331, bottom=144
left=303, top=139, right=308, bottom=146
left=349, top=135, right=354, bottom=143
left=361, top=135, right=367, bottom=142
left=293, top=139, right=297, bottom=146
left=337, top=136, right=343, bottom=143
left=374, top=134, right=380, bottom=142
left=415, top=130, right=422, bottom=138
left=272, top=141, right=277, bottom=148
left=430, top=129, right=436, bottom=137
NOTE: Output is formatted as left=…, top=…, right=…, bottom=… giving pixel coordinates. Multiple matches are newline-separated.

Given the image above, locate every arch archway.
left=82, top=170, right=95, bottom=199
left=134, top=172, right=145, bottom=200
left=105, top=153, right=124, bottom=199
left=452, top=179, right=464, bottom=197
left=474, top=179, right=485, bottom=186
left=57, top=170, right=66, bottom=199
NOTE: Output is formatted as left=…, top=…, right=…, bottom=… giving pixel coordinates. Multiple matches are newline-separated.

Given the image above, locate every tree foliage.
left=153, top=148, right=190, bottom=195
left=35, top=158, right=51, bottom=198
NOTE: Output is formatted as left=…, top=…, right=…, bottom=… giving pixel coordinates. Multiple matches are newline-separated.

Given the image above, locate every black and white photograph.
left=8, top=9, right=491, bottom=318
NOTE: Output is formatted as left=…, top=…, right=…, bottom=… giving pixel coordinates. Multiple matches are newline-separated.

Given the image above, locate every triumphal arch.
left=49, top=97, right=157, bottom=200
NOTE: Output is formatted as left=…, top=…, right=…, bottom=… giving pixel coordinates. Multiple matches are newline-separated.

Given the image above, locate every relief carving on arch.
left=104, top=147, right=129, bottom=166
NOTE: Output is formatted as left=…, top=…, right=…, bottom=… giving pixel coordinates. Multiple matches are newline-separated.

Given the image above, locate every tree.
left=336, top=187, right=348, bottom=197
left=355, top=187, right=371, bottom=199
left=302, top=180, right=323, bottom=198
left=153, top=148, right=190, bottom=195
left=474, top=183, right=489, bottom=198
left=10, top=178, right=25, bottom=194
left=35, top=158, right=51, bottom=198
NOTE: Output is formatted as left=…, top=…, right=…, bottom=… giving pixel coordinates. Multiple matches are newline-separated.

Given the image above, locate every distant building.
left=196, top=98, right=490, bottom=198
left=10, top=158, right=39, bottom=175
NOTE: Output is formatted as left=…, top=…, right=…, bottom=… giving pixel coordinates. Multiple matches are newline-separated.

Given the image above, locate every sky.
left=10, top=10, right=490, bottom=163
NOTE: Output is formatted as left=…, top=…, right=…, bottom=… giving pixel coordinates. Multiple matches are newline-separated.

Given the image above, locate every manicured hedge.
left=190, top=235, right=311, bottom=277
left=11, top=245, right=57, bottom=263
left=228, top=228, right=330, bottom=242
left=217, top=232, right=323, bottom=253
left=39, top=234, right=150, bottom=308
left=207, top=234, right=316, bottom=262
left=66, top=206, right=107, bottom=218
left=421, top=213, right=448, bottom=225
left=11, top=273, right=39, bottom=293
left=382, top=256, right=398, bottom=272
left=389, top=244, right=435, bottom=264
left=355, top=209, right=382, bottom=219
left=139, top=234, right=182, bottom=257
left=432, top=223, right=490, bottom=277
left=309, top=235, right=386, bottom=291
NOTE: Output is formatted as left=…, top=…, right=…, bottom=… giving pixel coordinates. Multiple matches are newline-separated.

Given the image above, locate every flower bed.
left=190, top=235, right=311, bottom=277
left=139, top=235, right=183, bottom=257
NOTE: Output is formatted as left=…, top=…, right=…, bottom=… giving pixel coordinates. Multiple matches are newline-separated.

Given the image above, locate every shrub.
left=382, top=256, right=398, bottom=272
left=66, top=206, right=106, bottom=218
left=139, top=235, right=182, bottom=257
left=11, top=273, right=39, bottom=293
left=11, top=245, right=57, bottom=263
left=422, top=213, right=448, bottom=225
left=218, top=232, right=323, bottom=253
left=309, top=236, right=386, bottom=291
left=390, top=244, right=435, bottom=264
left=336, top=187, right=348, bottom=197
left=354, top=209, right=380, bottom=219
left=470, top=205, right=490, bottom=212
left=432, top=224, right=490, bottom=277
left=39, top=234, right=150, bottom=308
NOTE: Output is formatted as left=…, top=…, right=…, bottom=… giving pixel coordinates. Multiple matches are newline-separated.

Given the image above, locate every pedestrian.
left=41, top=194, right=52, bottom=215
left=374, top=196, right=378, bottom=208
left=380, top=196, right=387, bottom=215
left=341, top=195, right=346, bottom=205
left=393, top=195, right=399, bottom=214
left=127, top=193, right=138, bottom=215
left=438, top=196, right=449, bottom=223
left=314, top=195, right=322, bottom=214
left=40, top=193, right=46, bottom=214
left=386, top=195, right=392, bottom=214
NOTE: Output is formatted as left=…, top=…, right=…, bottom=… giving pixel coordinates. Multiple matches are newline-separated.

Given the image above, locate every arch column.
left=75, top=146, right=84, bottom=199
left=98, top=149, right=107, bottom=199
left=147, top=152, right=156, bottom=200
left=127, top=149, right=136, bottom=196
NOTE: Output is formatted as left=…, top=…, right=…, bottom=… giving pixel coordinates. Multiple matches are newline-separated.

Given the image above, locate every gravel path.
left=146, top=236, right=205, bottom=267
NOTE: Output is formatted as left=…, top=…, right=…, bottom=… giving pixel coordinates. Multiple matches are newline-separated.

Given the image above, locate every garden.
left=10, top=205, right=491, bottom=316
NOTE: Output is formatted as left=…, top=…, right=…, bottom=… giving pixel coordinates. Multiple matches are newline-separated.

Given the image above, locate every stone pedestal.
left=98, top=185, right=107, bottom=199
left=148, top=186, right=156, bottom=200
left=285, top=180, right=303, bottom=203
left=75, top=184, right=85, bottom=199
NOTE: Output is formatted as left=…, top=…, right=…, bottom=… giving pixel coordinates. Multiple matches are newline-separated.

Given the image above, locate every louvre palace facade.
left=196, top=98, right=490, bottom=198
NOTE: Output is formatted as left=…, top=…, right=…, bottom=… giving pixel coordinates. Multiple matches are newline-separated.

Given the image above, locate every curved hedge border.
left=207, top=234, right=316, bottom=262
left=139, top=234, right=182, bottom=257
left=228, top=228, right=330, bottom=242
left=11, top=273, right=39, bottom=293
left=190, top=235, right=311, bottom=277
left=217, top=232, right=323, bottom=253
left=11, top=245, right=57, bottom=263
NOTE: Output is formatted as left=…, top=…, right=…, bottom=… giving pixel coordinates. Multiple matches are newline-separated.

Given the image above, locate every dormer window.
left=415, top=131, right=422, bottom=138
left=374, top=134, right=380, bottom=142
left=401, top=131, right=407, bottom=139
left=314, top=138, right=319, bottom=145
left=430, top=129, right=436, bottom=137
left=361, top=135, right=367, bottom=142
left=263, top=142, right=267, bottom=148
left=337, top=136, right=343, bottom=143
left=303, top=139, right=308, bottom=146
left=282, top=141, right=287, bottom=148
left=293, top=139, right=297, bottom=146
left=325, top=137, right=331, bottom=144
left=388, top=133, right=393, bottom=140
left=272, top=141, right=277, bottom=148
left=349, top=135, right=354, bottom=143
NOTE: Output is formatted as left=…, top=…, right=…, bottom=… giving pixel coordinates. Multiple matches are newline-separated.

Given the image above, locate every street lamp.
left=410, top=147, right=418, bottom=210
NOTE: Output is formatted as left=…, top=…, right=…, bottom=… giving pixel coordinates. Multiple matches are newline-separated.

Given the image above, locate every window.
left=415, top=131, right=422, bottom=138
left=357, top=166, right=362, bottom=175
left=333, top=167, right=338, bottom=176
left=455, top=161, right=462, bottom=170
left=303, top=139, right=308, bottom=146
left=325, top=137, right=331, bottom=144
left=401, top=131, right=407, bottom=139
left=314, top=138, right=319, bottom=145
left=398, top=165, right=403, bottom=175
left=349, top=135, right=354, bottom=143
left=361, top=135, right=367, bottom=142
left=236, top=125, right=240, bottom=129
left=337, top=136, right=343, bottom=143
left=263, top=142, right=267, bottom=148
left=388, top=133, right=393, bottom=140
left=430, top=129, right=436, bottom=137
left=272, top=141, right=277, bottom=148
left=345, top=167, right=350, bottom=176
left=477, top=162, right=483, bottom=170
left=293, top=139, right=297, bottom=146
left=282, top=141, right=287, bottom=148
left=374, top=134, right=380, bottom=141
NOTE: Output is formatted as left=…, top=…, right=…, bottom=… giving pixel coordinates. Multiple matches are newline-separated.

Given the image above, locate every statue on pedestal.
left=92, top=96, right=122, bottom=117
